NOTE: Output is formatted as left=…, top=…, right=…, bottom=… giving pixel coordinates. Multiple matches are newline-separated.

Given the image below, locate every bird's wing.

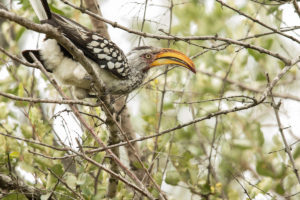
left=29, top=0, right=130, bottom=79
left=48, top=13, right=130, bottom=79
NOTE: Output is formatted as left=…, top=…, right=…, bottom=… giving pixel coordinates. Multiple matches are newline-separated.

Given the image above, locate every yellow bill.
left=149, top=48, right=196, bottom=73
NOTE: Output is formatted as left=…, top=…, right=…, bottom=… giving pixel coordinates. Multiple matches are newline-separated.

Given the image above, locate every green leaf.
left=188, top=165, right=198, bottom=185
left=17, top=83, right=24, bottom=97
left=9, top=151, right=20, bottom=159
left=256, top=160, right=286, bottom=179
left=232, top=139, right=252, bottom=150
left=275, top=183, right=284, bottom=195
left=20, top=124, right=32, bottom=139
left=248, top=49, right=262, bottom=61
left=256, top=124, right=265, bottom=146
left=0, top=103, right=8, bottom=119
left=77, top=173, right=88, bottom=185
left=16, top=27, right=26, bottom=41
left=200, top=182, right=211, bottom=195
left=51, top=164, right=64, bottom=176
left=256, top=72, right=266, bottom=82
left=256, top=160, right=275, bottom=178
left=154, top=171, right=163, bottom=185
left=49, top=4, right=66, bottom=16
left=262, top=38, right=274, bottom=50
left=66, top=173, right=77, bottom=190
left=165, top=170, right=180, bottom=186
left=267, top=6, right=279, bottom=14
left=293, top=145, right=300, bottom=159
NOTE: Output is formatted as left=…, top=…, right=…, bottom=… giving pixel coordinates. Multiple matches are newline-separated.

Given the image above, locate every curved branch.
left=58, top=0, right=292, bottom=65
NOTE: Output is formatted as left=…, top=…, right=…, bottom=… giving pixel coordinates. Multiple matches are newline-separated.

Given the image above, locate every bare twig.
left=0, top=90, right=98, bottom=106
left=231, top=173, right=252, bottom=200
left=138, top=0, right=149, bottom=46
left=198, top=69, right=300, bottom=102
left=268, top=138, right=300, bottom=154
left=0, top=131, right=69, bottom=152
left=0, top=46, right=37, bottom=68
left=268, top=74, right=300, bottom=185
left=216, top=0, right=300, bottom=44
left=48, top=168, right=84, bottom=200
left=148, top=0, right=174, bottom=180
left=28, top=150, right=76, bottom=160
left=56, top=0, right=292, bottom=65
left=29, top=52, right=154, bottom=199
left=87, top=61, right=297, bottom=154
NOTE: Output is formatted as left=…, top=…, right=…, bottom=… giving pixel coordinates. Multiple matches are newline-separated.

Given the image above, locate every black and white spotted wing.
left=49, top=13, right=130, bottom=79
left=83, top=33, right=130, bottom=79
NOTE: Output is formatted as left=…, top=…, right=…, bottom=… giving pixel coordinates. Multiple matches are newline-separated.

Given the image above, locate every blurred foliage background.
left=0, top=0, right=300, bottom=199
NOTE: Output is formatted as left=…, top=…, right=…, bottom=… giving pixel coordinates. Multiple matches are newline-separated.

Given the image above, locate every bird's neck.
left=125, top=67, right=147, bottom=91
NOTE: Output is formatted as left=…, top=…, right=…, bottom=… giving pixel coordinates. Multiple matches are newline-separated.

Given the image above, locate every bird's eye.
left=144, top=53, right=152, bottom=59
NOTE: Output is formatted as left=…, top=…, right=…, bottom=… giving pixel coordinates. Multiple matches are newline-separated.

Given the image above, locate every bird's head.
left=127, top=46, right=196, bottom=74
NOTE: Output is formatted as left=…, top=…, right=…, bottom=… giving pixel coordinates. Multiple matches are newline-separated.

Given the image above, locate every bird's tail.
left=29, top=0, right=51, bottom=21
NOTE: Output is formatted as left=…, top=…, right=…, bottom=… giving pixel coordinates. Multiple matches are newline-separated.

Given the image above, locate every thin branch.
left=2, top=122, right=152, bottom=198
left=268, top=138, right=300, bottom=154
left=198, top=69, right=300, bottom=102
left=148, top=0, right=174, bottom=180
left=231, top=173, right=252, bottom=200
left=0, top=91, right=98, bottom=106
left=28, top=150, right=76, bottom=160
left=207, top=53, right=236, bottom=188
left=239, top=173, right=274, bottom=198
left=174, top=95, right=259, bottom=105
left=99, top=99, right=168, bottom=200
left=0, top=8, right=106, bottom=97
left=57, top=0, right=293, bottom=65
left=138, top=0, right=149, bottom=46
left=216, top=0, right=300, bottom=44
left=27, top=52, right=154, bottom=198
left=68, top=148, right=152, bottom=198
left=192, top=25, right=300, bottom=59
left=87, top=61, right=297, bottom=153
left=0, top=46, right=37, bottom=68
left=48, top=168, right=84, bottom=200
left=0, top=131, right=69, bottom=152
left=268, top=74, right=300, bottom=185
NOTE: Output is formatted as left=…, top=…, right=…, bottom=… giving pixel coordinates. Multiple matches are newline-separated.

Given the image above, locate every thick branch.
left=292, top=0, right=300, bottom=19
left=29, top=53, right=154, bottom=199
left=83, top=0, right=110, bottom=39
left=82, top=0, right=145, bottom=197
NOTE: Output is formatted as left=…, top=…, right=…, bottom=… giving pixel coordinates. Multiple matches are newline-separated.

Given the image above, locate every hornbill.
left=22, top=0, right=196, bottom=99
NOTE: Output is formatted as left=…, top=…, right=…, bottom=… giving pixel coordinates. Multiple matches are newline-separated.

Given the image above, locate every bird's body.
left=36, top=39, right=147, bottom=98
left=23, top=0, right=195, bottom=99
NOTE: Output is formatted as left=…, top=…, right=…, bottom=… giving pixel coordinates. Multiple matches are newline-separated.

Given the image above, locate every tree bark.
left=83, top=0, right=144, bottom=197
